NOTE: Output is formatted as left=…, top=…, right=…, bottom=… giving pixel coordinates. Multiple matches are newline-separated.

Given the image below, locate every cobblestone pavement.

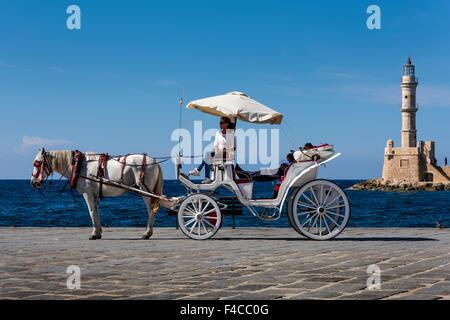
left=0, top=227, right=449, bottom=300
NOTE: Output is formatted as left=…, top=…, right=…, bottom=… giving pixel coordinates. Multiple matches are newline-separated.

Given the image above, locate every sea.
left=0, top=180, right=449, bottom=228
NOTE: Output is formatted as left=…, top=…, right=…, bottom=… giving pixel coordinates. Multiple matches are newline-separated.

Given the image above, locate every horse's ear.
left=42, top=147, right=46, bottom=154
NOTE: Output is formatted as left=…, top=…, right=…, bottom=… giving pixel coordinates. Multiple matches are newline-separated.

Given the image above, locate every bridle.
left=32, top=151, right=75, bottom=200
left=32, top=152, right=53, bottom=186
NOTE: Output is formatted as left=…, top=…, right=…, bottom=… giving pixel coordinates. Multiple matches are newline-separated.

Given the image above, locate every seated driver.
left=214, top=116, right=236, bottom=164
left=189, top=117, right=236, bottom=184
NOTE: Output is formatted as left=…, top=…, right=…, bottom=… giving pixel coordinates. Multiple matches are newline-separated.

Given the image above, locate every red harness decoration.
left=32, top=160, right=45, bottom=183
left=32, top=153, right=52, bottom=184
left=69, top=150, right=84, bottom=189
left=139, top=153, right=150, bottom=192
left=96, top=154, right=109, bottom=200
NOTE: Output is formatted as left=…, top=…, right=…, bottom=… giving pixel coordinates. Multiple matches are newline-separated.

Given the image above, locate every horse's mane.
left=50, top=151, right=99, bottom=174
left=50, top=150, right=73, bottom=174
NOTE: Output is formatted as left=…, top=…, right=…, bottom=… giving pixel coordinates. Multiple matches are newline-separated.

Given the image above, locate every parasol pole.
left=178, top=87, right=184, bottom=156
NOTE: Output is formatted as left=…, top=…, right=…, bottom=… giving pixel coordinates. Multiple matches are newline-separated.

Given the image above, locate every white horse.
left=30, top=149, right=167, bottom=240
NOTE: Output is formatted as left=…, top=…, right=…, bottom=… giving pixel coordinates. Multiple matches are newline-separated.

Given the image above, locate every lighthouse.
left=400, top=58, right=418, bottom=148
left=381, top=58, right=450, bottom=184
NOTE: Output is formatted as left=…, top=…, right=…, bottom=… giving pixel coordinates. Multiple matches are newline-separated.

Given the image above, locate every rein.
left=33, top=152, right=77, bottom=201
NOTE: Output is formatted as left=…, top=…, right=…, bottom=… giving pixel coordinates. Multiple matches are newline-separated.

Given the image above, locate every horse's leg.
left=83, top=193, right=102, bottom=240
left=141, top=196, right=157, bottom=239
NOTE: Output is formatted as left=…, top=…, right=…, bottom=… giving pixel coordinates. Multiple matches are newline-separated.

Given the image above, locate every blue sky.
left=1, top=0, right=450, bottom=179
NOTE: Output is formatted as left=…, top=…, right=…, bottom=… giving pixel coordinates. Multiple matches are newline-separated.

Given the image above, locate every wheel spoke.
left=184, top=217, right=196, bottom=226
left=189, top=221, right=198, bottom=232
left=204, top=219, right=215, bottom=228
left=309, top=187, right=320, bottom=206
left=194, top=199, right=201, bottom=213
left=297, top=210, right=315, bottom=216
left=297, top=201, right=317, bottom=210
left=324, top=212, right=339, bottom=226
left=319, top=215, right=322, bottom=236
left=203, top=206, right=216, bottom=214
left=326, top=204, right=345, bottom=210
left=301, top=193, right=317, bottom=207
left=326, top=210, right=345, bottom=218
left=300, top=213, right=317, bottom=228
left=320, top=184, right=324, bottom=205
left=201, top=221, right=208, bottom=234
left=323, top=215, right=331, bottom=234
left=187, top=202, right=198, bottom=214
left=324, top=192, right=341, bottom=208
left=311, top=213, right=319, bottom=231
left=197, top=199, right=204, bottom=214
left=203, top=212, right=217, bottom=219
left=189, top=200, right=197, bottom=213
left=183, top=206, right=196, bottom=215
left=200, top=201, right=211, bottom=215
left=322, top=187, right=332, bottom=207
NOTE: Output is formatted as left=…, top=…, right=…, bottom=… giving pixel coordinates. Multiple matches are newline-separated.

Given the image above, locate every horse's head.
left=30, top=148, right=53, bottom=188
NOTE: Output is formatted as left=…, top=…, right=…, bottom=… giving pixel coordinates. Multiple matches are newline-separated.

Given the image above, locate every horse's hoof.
left=89, top=234, right=102, bottom=240
left=141, top=234, right=151, bottom=240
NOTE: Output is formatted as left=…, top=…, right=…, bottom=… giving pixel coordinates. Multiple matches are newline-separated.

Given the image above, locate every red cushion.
left=308, top=143, right=329, bottom=149
left=235, top=178, right=252, bottom=184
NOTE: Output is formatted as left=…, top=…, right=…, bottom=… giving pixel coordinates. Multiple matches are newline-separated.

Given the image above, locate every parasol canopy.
left=185, top=91, right=283, bottom=124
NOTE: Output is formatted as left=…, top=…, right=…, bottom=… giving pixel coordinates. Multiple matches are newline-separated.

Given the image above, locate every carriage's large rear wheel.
left=287, top=179, right=350, bottom=240
left=177, top=194, right=222, bottom=240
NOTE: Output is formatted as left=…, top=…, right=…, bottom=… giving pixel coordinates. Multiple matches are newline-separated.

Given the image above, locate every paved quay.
left=0, top=227, right=449, bottom=300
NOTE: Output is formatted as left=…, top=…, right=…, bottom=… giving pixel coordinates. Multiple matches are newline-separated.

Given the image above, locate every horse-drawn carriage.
left=30, top=92, right=350, bottom=241
left=174, top=92, right=350, bottom=240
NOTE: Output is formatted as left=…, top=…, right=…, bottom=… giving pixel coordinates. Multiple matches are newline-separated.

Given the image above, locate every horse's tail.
left=151, top=163, right=163, bottom=214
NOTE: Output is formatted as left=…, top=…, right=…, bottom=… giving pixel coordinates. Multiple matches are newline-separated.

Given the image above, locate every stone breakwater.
left=350, top=179, right=450, bottom=191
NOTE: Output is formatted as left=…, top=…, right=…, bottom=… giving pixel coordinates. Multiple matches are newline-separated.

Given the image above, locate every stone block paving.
left=0, top=227, right=449, bottom=300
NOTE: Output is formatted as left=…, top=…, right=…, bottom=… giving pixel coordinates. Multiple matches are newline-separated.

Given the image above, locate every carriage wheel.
left=177, top=194, right=222, bottom=240
left=287, top=179, right=350, bottom=240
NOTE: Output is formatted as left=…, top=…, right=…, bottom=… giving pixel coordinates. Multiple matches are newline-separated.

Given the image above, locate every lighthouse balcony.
left=400, top=76, right=418, bottom=84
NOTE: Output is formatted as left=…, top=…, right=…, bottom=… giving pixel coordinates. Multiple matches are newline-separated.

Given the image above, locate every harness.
left=70, top=150, right=84, bottom=189
left=138, top=153, right=151, bottom=192
left=119, top=154, right=129, bottom=184
left=32, top=152, right=53, bottom=184
left=72, top=152, right=152, bottom=199
left=96, top=154, right=109, bottom=200
left=36, top=150, right=166, bottom=201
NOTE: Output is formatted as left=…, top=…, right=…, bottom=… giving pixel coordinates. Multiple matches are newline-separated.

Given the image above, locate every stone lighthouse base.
left=350, top=179, right=450, bottom=191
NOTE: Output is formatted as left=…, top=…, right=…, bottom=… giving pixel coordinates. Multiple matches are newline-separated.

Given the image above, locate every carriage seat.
left=231, top=165, right=252, bottom=184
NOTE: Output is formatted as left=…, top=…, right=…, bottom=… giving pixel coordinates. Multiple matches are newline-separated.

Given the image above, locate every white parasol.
left=185, top=91, right=283, bottom=124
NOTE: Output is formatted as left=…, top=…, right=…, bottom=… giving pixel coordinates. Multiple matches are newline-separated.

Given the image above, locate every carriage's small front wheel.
left=177, top=194, right=222, bottom=240
left=288, top=179, right=350, bottom=240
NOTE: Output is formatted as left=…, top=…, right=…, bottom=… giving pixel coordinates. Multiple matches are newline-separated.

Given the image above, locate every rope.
left=279, top=125, right=297, bottom=149
left=38, top=180, right=70, bottom=199
left=283, top=119, right=303, bottom=145
left=83, top=154, right=172, bottom=166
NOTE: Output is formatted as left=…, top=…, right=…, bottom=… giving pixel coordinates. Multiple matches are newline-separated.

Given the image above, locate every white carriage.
left=174, top=92, right=351, bottom=240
